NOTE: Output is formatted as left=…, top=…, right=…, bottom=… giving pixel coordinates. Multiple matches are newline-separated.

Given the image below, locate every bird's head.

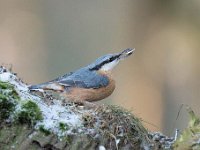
left=88, top=48, right=135, bottom=72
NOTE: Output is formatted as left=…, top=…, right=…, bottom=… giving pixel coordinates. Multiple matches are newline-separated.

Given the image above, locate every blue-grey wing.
left=58, top=69, right=109, bottom=89
left=48, top=72, right=74, bottom=82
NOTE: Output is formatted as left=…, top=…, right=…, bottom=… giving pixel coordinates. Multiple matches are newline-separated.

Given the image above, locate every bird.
left=29, top=48, right=135, bottom=102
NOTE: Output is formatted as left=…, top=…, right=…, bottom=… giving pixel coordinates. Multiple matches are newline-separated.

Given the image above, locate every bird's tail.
left=29, top=82, right=64, bottom=91
left=28, top=83, right=48, bottom=91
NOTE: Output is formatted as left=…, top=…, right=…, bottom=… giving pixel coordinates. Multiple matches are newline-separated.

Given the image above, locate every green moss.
left=0, top=81, right=12, bottom=89
left=0, top=81, right=19, bottom=98
left=17, top=101, right=43, bottom=126
left=0, top=81, right=43, bottom=126
left=0, top=96, right=16, bottom=120
left=59, top=122, right=69, bottom=131
left=0, top=81, right=18, bottom=121
left=39, top=125, right=51, bottom=136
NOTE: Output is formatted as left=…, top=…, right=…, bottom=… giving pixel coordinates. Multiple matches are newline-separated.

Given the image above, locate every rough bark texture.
left=0, top=124, right=108, bottom=150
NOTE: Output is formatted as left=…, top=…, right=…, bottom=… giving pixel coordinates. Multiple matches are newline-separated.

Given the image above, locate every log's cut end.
left=0, top=66, right=175, bottom=150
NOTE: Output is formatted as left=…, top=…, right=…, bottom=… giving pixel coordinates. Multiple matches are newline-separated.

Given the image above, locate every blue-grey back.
left=58, top=67, right=109, bottom=89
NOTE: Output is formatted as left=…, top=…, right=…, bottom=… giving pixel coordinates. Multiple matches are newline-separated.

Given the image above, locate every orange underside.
left=62, top=79, right=115, bottom=102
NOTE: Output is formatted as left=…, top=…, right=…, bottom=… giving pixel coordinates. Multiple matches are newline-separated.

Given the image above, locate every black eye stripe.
left=109, top=57, right=114, bottom=62
left=89, top=55, right=119, bottom=71
left=109, top=55, right=118, bottom=62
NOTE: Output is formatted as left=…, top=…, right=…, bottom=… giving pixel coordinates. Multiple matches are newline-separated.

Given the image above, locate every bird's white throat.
left=100, top=60, right=119, bottom=71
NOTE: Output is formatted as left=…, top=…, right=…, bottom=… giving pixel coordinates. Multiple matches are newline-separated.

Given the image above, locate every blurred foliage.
left=174, top=108, right=200, bottom=149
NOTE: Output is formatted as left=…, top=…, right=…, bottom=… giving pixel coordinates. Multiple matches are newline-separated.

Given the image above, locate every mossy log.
left=0, top=66, right=199, bottom=150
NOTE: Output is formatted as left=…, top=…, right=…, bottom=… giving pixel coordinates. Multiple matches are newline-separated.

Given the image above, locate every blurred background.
left=0, top=0, right=200, bottom=136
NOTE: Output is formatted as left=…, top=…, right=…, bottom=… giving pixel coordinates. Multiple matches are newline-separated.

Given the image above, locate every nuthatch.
left=29, top=48, right=135, bottom=102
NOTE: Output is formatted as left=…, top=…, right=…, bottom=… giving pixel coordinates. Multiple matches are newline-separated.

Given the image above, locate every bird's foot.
left=64, top=100, right=99, bottom=110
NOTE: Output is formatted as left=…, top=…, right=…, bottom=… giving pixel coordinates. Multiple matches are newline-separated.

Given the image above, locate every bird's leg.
left=73, top=101, right=99, bottom=109
left=80, top=101, right=99, bottom=109
left=43, top=91, right=55, bottom=105
left=63, top=99, right=99, bottom=109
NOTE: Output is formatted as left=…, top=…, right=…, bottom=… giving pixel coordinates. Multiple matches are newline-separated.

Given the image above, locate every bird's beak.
left=118, top=48, right=135, bottom=60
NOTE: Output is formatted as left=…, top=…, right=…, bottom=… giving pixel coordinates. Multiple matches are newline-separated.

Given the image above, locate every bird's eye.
left=109, top=57, right=114, bottom=62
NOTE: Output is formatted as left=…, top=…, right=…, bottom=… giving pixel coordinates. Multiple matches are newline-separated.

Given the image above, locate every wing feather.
left=29, top=68, right=109, bottom=91
left=58, top=69, right=109, bottom=89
